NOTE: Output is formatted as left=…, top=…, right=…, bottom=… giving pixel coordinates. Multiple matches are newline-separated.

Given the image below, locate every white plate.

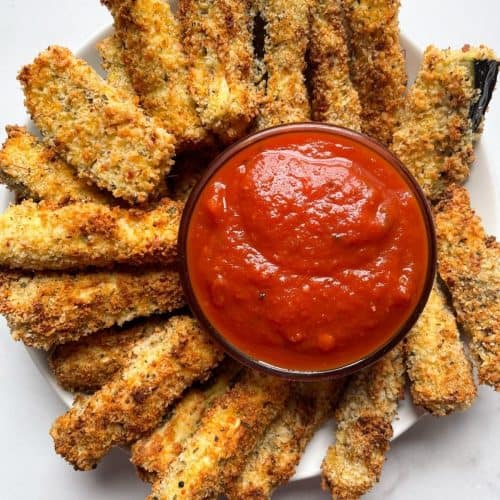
left=0, top=22, right=497, bottom=483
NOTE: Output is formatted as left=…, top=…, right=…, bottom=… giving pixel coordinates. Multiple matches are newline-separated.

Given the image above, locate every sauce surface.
left=187, top=131, right=429, bottom=370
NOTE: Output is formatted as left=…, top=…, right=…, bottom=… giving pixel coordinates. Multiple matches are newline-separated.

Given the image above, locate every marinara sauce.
left=186, top=130, right=430, bottom=371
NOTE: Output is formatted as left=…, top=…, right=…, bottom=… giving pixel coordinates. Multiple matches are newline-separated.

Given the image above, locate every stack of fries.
left=0, top=0, right=498, bottom=498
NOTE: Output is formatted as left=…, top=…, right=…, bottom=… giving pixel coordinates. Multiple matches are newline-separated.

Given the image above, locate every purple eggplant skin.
left=470, top=60, right=500, bottom=131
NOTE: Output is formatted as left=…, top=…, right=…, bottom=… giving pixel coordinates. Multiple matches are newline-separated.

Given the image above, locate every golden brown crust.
left=0, top=267, right=184, bottom=349
left=148, top=370, right=290, bottom=499
left=392, top=45, right=497, bottom=200
left=343, top=0, right=406, bottom=145
left=0, top=198, right=182, bottom=270
left=228, top=380, right=345, bottom=500
left=405, top=283, right=477, bottom=415
left=96, top=35, right=138, bottom=101
left=435, top=185, right=500, bottom=390
left=18, top=45, right=175, bottom=203
left=49, top=322, right=155, bottom=392
left=179, top=0, right=260, bottom=143
left=0, top=126, right=111, bottom=204
left=103, top=0, right=207, bottom=147
left=131, top=362, right=241, bottom=483
left=257, top=0, right=311, bottom=129
left=50, top=316, right=223, bottom=470
left=310, top=0, right=361, bottom=130
left=321, top=345, right=405, bottom=499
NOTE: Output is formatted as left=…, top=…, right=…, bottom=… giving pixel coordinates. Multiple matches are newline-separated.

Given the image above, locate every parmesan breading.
left=256, top=0, right=311, bottom=129
left=0, top=126, right=110, bottom=204
left=343, top=0, right=407, bottom=145
left=310, top=0, right=361, bottom=130
left=96, top=35, right=138, bottom=101
left=149, top=370, right=290, bottom=499
left=0, top=198, right=182, bottom=270
left=179, top=0, right=260, bottom=143
left=102, top=0, right=207, bottom=147
left=435, top=185, right=500, bottom=390
left=18, top=45, right=175, bottom=203
left=0, top=267, right=184, bottom=350
left=392, top=45, right=498, bottom=200
left=405, top=283, right=477, bottom=416
left=50, top=316, right=223, bottom=471
left=229, top=380, right=345, bottom=500
left=321, top=344, right=405, bottom=499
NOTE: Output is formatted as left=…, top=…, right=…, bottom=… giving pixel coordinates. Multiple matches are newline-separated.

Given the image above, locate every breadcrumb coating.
left=149, top=370, right=290, bottom=499
left=18, top=45, right=175, bottom=203
left=50, top=316, right=223, bottom=470
left=96, top=35, right=138, bottom=101
left=405, top=283, right=476, bottom=416
left=131, top=362, right=241, bottom=483
left=310, top=0, right=361, bottom=130
left=49, top=321, right=156, bottom=392
left=0, top=126, right=111, bottom=204
left=321, top=344, right=405, bottom=499
left=435, top=185, right=500, bottom=390
left=392, top=45, right=498, bottom=200
left=179, top=0, right=260, bottom=143
left=257, top=0, right=311, bottom=129
left=0, top=267, right=184, bottom=350
left=0, top=198, right=182, bottom=270
left=343, top=0, right=406, bottom=145
left=103, top=0, right=207, bottom=147
left=228, top=380, right=345, bottom=500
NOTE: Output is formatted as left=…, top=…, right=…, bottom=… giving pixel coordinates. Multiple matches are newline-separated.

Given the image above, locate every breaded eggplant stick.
left=257, top=0, right=311, bottom=128
left=0, top=267, right=183, bottom=350
left=102, top=0, right=206, bottom=147
left=131, top=362, right=241, bottom=483
left=0, top=126, right=110, bottom=204
left=49, top=322, right=156, bottom=392
left=321, top=344, right=405, bottom=499
left=96, top=35, right=138, bottom=101
left=50, top=316, right=223, bottom=471
left=343, top=0, right=406, bottom=145
left=179, top=0, right=260, bottom=143
left=228, top=380, right=345, bottom=500
left=18, top=46, right=175, bottom=203
left=405, top=283, right=476, bottom=416
left=435, top=185, right=500, bottom=390
left=149, top=370, right=290, bottom=499
left=310, top=0, right=361, bottom=130
left=0, top=198, right=181, bottom=271
left=392, top=46, right=499, bottom=200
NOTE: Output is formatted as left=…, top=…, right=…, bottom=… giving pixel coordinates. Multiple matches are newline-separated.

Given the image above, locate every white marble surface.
left=0, top=1, right=499, bottom=499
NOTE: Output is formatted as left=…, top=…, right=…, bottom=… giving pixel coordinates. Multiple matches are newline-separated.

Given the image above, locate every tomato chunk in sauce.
left=187, top=131, right=430, bottom=371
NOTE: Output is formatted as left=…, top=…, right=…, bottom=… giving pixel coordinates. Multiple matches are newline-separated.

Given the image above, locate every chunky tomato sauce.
left=187, top=131, right=429, bottom=370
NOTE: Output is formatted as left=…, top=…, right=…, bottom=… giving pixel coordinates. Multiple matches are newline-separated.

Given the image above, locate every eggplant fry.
left=0, top=126, right=111, bottom=204
left=405, top=283, right=476, bottom=416
left=321, top=344, right=405, bottom=499
left=96, top=35, right=138, bottom=101
left=343, top=0, right=406, bottom=145
left=228, top=380, right=345, bottom=500
left=310, top=0, right=361, bottom=130
left=148, top=370, right=290, bottom=499
left=50, top=316, right=223, bottom=471
left=18, top=45, right=175, bottom=203
left=49, top=322, right=156, bottom=392
left=179, top=0, right=260, bottom=143
left=392, top=45, right=499, bottom=201
left=0, top=198, right=181, bottom=271
left=131, top=362, right=241, bottom=483
left=435, top=184, right=500, bottom=390
left=257, top=0, right=311, bottom=128
left=102, top=0, right=207, bottom=147
left=0, top=267, right=184, bottom=350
